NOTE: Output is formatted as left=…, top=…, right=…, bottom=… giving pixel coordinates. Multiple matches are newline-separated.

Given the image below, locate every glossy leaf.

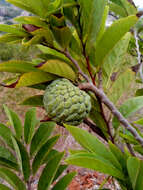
left=107, top=70, right=135, bottom=104
left=0, top=34, right=22, bottom=43
left=37, top=45, right=71, bottom=64
left=65, top=125, right=122, bottom=170
left=66, top=153, right=124, bottom=180
left=0, top=24, right=28, bottom=36
left=0, top=146, right=16, bottom=163
left=24, top=107, right=38, bottom=144
left=127, top=157, right=143, bottom=190
left=38, top=59, right=76, bottom=81
left=133, top=145, right=143, bottom=155
left=109, top=2, right=126, bottom=17
left=0, top=157, right=19, bottom=171
left=113, top=96, right=143, bottom=128
left=134, top=118, right=143, bottom=126
left=108, top=141, right=126, bottom=171
left=6, top=0, right=38, bottom=15
left=0, top=124, right=14, bottom=149
left=20, top=95, right=44, bottom=106
left=79, top=0, right=106, bottom=50
left=96, top=5, right=109, bottom=45
left=53, top=164, right=68, bottom=182
left=38, top=152, right=64, bottom=190
left=43, top=149, right=59, bottom=164
left=120, top=0, right=137, bottom=15
left=16, top=71, right=57, bottom=87
left=11, top=137, right=30, bottom=181
left=103, top=33, right=131, bottom=89
left=30, top=122, right=56, bottom=156
left=15, top=16, right=49, bottom=29
left=3, top=105, right=22, bottom=140
left=32, top=135, right=60, bottom=174
left=22, top=35, right=43, bottom=47
left=52, top=26, right=72, bottom=48
left=135, top=88, right=143, bottom=96
left=0, top=168, right=26, bottom=190
left=0, top=184, right=12, bottom=190
left=95, top=15, right=138, bottom=67
left=0, top=60, right=38, bottom=73
left=52, top=172, right=76, bottom=190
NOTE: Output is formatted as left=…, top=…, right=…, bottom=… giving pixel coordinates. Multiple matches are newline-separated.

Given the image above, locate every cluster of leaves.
left=65, top=125, right=143, bottom=190
left=0, top=0, right=143, bottom=189
left=0, top=105, right=75, bottom=190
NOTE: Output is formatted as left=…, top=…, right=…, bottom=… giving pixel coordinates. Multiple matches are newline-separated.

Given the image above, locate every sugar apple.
left=43, top=78, right=91, bottom=125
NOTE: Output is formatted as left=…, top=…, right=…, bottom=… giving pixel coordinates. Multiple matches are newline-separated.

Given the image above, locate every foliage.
left=0, top=105, right=75, bottom=190
left=0, top=0, right=143, bottom=189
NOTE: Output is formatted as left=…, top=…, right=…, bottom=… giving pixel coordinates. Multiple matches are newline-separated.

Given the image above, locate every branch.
left=79, top=83, right=143, bottom=147
left=43, top=46, right=143, bottom=147
left=64, top=50, right=91, bottom=83
left=126, top=143, right=136, bottom=156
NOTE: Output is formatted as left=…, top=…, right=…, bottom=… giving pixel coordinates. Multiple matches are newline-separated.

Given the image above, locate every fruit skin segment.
left=43, top=78, right=91, bottom=125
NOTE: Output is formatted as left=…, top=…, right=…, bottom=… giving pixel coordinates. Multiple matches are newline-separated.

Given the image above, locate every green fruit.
left=43, top=78, right=91, bottom=125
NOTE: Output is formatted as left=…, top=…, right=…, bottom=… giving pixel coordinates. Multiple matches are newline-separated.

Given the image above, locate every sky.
left=133, top=0, right=143, bottom=9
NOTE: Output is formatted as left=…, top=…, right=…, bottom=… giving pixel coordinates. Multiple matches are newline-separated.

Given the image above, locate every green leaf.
left=42, top=149, right=59, bottom=164
left=134, top=118, right=143, bottom=125
left=22, top=0, right=47, bottom=18
left=24, top=107, right=38, bottom=144
left=127, top=157, right=143, bottom=190
left=0, top=184, right=12, bottom=190
left=20, top=95, right=44, bottom=106
left=0, top=34, right=22, bottom=43
left=107, top=70, right=135, bottom=104
left=6, top=0, right=38, bottom=15
left=39, top=59, right=76, bottom=81
left=16, top=71, right=57, bottom=87
left=65, top=125, right=122, bottom=171
left=53, top=164, right=68, bottom=182
left=30, top=122, right=56, bottom=156
left=38, top=152, right=64, bottom=190
left=22, top=35, right=43, bottom=47
left=103, top=33, right=131, bottom=89
left=133, top=145, right=143, bottom=155
left=0, top=60, right=38, bottom=73
left=0, top=24, right=28, bottom=37
left=96, top=5, right=109, bottom=45
left=109, top=2, right=127, bottom=17
left=0, top=167, right=26, bottom=190
left=3, top=105, right=22, bottom=140
left=0, top=146, right=16, bottom=163
left=79, top=0, right=106, bottom=50
left=32, top=135, right=60, bottom=174
left=52, top=172, right=76, bottom=190
left=95, top=15, right=138, bottom=67
left=0, top=157, right=19, bottom=171
left=52, top=26, right=72, bottom=48
left=135, top=88, right=143, bottom=96
left=0, top=146, right=18, bottom=171
left=11, top=136, right=30, bottom=181
left=120, top=0, right=137, bottom=15
left=113, top=96, right=143, bottom=128
left=0, top=124, right=14, bottom=149
left=15, top=16, right=49, bottom=29
left=66, top=153, right=124, bottom=180
left=37, top=45, right=71, bottom=65
left=108, top=141, right=126, bottom=171
left=119, top=132, right=138, bottom=145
